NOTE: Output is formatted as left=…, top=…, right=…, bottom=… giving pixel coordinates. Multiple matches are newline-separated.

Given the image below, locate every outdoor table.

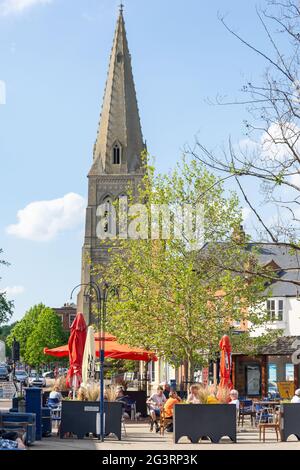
left=254, top=401, right=280, bottom=406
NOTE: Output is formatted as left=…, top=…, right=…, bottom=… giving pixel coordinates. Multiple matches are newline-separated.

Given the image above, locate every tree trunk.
left=187, top=355, right=194, bottom=387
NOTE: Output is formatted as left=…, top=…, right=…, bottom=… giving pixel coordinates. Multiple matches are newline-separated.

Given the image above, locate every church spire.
left=90, top=7, right=145, bottom=176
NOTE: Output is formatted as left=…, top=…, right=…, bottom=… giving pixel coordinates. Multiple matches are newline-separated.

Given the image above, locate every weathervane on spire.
left=119, top=3, right=124, bottom=13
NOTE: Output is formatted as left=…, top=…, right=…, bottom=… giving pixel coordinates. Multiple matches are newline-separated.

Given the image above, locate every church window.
left=103, top=197, right=112, bottom=233
left=113, top=143, right=121, bottom=165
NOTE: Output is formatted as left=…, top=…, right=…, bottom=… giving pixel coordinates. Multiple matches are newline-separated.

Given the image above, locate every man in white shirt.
left=147, top=386, right=167, bottom=432
left=229, top=389, right=240, bottom=410
left=291, top=388, right=300, bottom=403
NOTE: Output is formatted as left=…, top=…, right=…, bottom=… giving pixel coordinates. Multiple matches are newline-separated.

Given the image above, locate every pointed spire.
left=90, top=7, right=145, bottom=176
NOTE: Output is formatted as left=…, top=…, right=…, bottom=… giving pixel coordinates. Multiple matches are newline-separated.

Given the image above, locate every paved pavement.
left=2, top=402, right=300, bottom=451
left=29, top=423, right=300, bottom=451
left=0, top=400, right=11, bottom=411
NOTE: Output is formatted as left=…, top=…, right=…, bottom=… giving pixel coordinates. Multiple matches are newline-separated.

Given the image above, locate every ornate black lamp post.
left=70, top=281, right=116, bottom=442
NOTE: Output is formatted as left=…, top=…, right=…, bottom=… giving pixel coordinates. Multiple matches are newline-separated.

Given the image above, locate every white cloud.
left=3, top=286, right=25, bottom=296
left=239, top=122, right=300, bottom=162
left=0, top=0, right=52, bottom=16
left=6, top=193, right=86, bottom=241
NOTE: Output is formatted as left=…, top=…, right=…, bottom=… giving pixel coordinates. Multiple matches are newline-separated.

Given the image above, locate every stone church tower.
left=78, top=7, right=146, bottom=324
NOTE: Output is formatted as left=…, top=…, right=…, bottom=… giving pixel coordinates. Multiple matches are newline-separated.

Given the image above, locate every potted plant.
left=280, top=403, right=300, bottom=441
left=59, top=384, right=123, bottom=440
left=173, top=385, right=236, bottom=444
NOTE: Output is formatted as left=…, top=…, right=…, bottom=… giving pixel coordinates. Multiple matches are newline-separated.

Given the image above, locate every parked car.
left=0, top=366, right=9, bottom=381
left=15, top=370, right=29, bottom=387
left=42, top=371, right=55, bottom=379
left=28, top=373, right=46, bottom=388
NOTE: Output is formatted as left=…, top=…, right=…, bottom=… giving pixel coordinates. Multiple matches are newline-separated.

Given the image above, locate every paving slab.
left=29, top=423, right=300, bottom=451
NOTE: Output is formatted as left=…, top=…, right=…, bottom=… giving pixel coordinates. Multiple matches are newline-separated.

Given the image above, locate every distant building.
left=53, top=303, right=77, bottom=332
left=233, top=243, right=300, bottom=397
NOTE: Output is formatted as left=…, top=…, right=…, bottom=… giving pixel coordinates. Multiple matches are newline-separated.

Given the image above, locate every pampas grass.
left=216, top=386, right=231, bottom=404
left=105, top=385, right=118, bottom=402
left=55, top=375, right=70, bottom=391
left=189, top=383, right=230, bottom=404
left=77, top=383, right=100, bottom=401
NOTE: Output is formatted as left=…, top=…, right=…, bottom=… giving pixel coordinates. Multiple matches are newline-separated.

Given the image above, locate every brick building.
left=53, top=303, right=77, bottom=332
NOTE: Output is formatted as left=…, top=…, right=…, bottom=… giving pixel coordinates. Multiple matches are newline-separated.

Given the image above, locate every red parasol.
left=44, top=335, right=157, bottom=362
left=94, top=332, right=116, bottom=342
left=219, top=334, right=233, bottom=390
left=65, top=312, right=87, bottom=389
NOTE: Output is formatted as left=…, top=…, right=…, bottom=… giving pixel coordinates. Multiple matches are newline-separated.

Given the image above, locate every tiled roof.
left=247, top=243, right=300, bottom=297
left=259, top=335, right=300, bottom=355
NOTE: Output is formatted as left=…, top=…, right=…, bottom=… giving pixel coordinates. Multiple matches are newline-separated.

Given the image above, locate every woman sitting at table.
left=163, top=389, right=182, bottom=432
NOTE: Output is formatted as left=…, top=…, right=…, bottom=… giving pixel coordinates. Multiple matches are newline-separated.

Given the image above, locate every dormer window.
left=113, top=143, right=121, bottom=165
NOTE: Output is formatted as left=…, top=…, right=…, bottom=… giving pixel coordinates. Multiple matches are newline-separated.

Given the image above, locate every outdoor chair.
left=46, top=398, right=61, bottom=435
left=130, top=402, right=137, bottom=421
left=121, top=416, right=127, bottom=437
left=254, top=404, right=274, bottom=426
left=159, top=408, right=173, bottom=436
left=147, top=403, right=154, bottom=431
left=238, top=400, right=255, bottom=427
left=258, top=411, right=281, bottom=442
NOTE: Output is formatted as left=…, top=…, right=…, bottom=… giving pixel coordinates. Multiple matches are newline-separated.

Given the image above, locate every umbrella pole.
left=99, top=291, right=106, bottom=442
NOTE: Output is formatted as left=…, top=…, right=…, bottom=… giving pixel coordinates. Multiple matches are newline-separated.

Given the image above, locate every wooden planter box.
left=174, top=404, right=237, bottom=444
left=59, top=400, right=123, bottom=440
left=280, top=404, right=300, bottom=442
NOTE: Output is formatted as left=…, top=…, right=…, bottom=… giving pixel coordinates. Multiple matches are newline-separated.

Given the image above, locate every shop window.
left=285, top=363, right=294, bottom=381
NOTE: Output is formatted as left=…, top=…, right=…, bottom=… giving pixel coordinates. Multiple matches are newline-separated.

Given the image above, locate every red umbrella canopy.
left=66, top=312, right=87, bottom=388
left=94, top=332, right=116, bottom=342
left=44, top=344, right=69, bottom=358
left=95, top=341, right=158, bottom=362
left=219, top=334, right=233, bottom=390
left=44, top=335, right=157, bottom=363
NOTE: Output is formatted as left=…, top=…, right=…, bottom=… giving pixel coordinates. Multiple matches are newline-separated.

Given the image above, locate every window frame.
left=113, top=143, right=121, bottom=165
left=69, top=313, right=77, bottom=328
left=266, top=298, right=285, bottom=322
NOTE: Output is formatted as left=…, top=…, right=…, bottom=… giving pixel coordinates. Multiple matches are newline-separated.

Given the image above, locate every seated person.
left=291, top=388, right=300, bottom=403
left=229, top=389, right=240, bottom=409
left=0, top=430, right=26, bottom=450
left=160, top=382, right=171, bottom=399
left=187, top=384, right=201, bottom=404
left=116, top=387, right=135, bottom=417
left=147, top=386, right=166, bottom=432
left=49, top=385, right=62, bottom=404
left=163, top=389, right=181, bottom=432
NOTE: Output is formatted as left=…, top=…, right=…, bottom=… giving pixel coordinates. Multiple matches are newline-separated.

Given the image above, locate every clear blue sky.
left=0, top=0, right=273, bottom=322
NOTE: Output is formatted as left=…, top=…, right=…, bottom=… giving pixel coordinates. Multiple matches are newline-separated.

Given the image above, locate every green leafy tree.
left=0, top=249, right=14, bottom=326
left=95, top=158, right=280, bottom=381
left=25, top=307, right=67, bottom=368
left=6, top=303, right=45, bottom=358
